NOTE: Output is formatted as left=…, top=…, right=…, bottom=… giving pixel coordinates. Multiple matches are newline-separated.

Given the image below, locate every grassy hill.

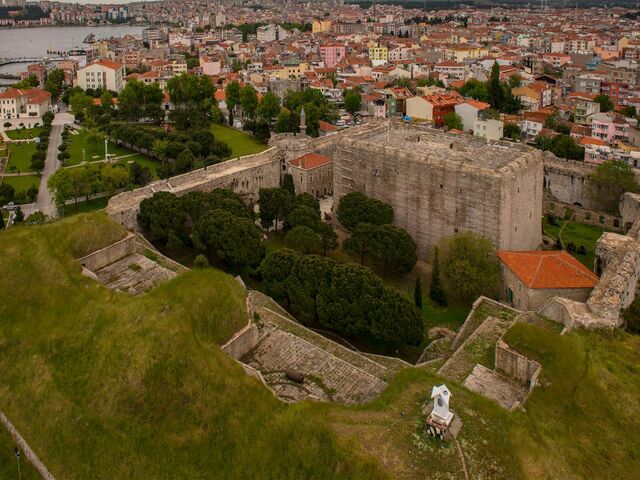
left=0, top=214, right=385, bottom=479
left=1, top=213, right=639, bottom=479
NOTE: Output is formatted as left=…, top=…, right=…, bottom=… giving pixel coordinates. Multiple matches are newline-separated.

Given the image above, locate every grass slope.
left=0, top=213, right=386, bottom=480
left=212, top=123, right=268, bottom=158
left=327, top=324, right=640, bottom=480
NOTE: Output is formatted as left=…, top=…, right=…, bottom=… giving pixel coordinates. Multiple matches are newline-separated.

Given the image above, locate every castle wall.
left=107, top=148, right=282, bottom=230
left=333, top=136, right=542, bottom=257
left=499, top=152, right=544, bottom=251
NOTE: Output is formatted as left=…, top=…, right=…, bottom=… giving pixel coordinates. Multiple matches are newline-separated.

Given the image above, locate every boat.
left=83, top=33, right=96, bottom=44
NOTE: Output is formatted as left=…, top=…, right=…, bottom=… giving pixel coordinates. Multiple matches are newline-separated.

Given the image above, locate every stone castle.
left=332, top=123, right=544, bottom=256
left=108, top=120, right=544, bottom=257
left=106, top=119, right=640, bottom=330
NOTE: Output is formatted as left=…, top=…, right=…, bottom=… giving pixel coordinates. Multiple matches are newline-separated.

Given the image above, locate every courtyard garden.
left=6, top=127, right=42, bottom=141
left=543, top=216, right=607, bottom=270
left=66, top=128, right=140, bottom=166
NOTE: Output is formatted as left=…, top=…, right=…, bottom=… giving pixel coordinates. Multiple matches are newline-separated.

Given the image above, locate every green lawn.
left=211, top=123, right=268, bottom=158
left=543, top=218, right=606, bottom=270
left=117, top=153, right=160, bottom=178
left=0, top=424, right=40, bottom=480
left=66, top=129, right=138, bottom=166
left=2, top=175, right=39, bottom=197
left=6, top=142, right=37, bottom=172
left=61, top=196, right=110, bottom=217
left=5, top=127, right=41, bottom=140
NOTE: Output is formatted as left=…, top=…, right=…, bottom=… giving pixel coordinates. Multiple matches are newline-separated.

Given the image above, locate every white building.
left=474, top=118, right=504, bottom=141
left=0, top=88, right=51, bottom=123
left=454, top=99, right=491, bottom=133
left=77, top=59, right=125, bottom=92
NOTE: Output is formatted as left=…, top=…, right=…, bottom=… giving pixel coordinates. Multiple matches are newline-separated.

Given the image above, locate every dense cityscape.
left=1, top=1, right=640, bottom=479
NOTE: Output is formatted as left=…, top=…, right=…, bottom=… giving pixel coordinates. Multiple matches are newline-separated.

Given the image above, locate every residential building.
left=319, top=44, right=346, bottom=69
left=0, top=88, right=51, bottom=121
left=369, top=45, right=388, bottom=67
left=567, top=92, right=600, bottom=125
left=77, top=59, right=125, bottom=92
left=405, top=92, right=463, bottom=127
left=455, top=99, right=491, bottom=133
left=591, top=112, right=630, bottom=144
left=474, top=118, right=504, bottom=141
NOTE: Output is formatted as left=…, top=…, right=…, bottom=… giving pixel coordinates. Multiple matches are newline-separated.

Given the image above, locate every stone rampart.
left=221, top=322, right=260, bottom=360
left=107, top=148, right=282, bottom=229
left=544, top=200, right=622, bottom=232
left=76, top=233, right=135, bottom=271
left=495, top=340, right=541, bottom=386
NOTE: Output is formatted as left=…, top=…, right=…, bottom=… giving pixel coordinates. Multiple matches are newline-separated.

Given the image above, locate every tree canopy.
left=259, top=249, right=423, bottom=348
left=440, top=232, right=500, bottom=301
left=586, top=159, right=640, bottom=214
left=336, top=192, right=394, bottom=231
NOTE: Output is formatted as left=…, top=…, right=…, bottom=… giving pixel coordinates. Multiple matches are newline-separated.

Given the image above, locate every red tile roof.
left=290, top=152, right=332, bottom=170
left=497, top=251, right=598, bottom=289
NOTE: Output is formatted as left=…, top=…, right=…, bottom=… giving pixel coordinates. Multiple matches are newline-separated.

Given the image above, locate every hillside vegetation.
left=0, top=214, right=385, bottom=479
left=1, top=213, right=640, bottom=479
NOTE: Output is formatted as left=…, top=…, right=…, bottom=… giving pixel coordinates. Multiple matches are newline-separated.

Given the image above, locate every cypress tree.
left=414, top=275, right=423, bottom=310
left=282, top=173, right=295, bottom=195
left=429, top=247, right=447, bottom=307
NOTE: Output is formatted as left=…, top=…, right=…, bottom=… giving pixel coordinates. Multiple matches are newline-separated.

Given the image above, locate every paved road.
left=35, top=112, right=73, bottom=218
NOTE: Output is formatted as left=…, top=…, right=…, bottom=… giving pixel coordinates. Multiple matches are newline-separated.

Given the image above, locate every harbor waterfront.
left=0, top=25, right=144, bottom=76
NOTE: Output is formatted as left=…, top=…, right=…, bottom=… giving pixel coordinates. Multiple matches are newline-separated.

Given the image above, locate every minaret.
left=299, top=106, right=307, bottom=136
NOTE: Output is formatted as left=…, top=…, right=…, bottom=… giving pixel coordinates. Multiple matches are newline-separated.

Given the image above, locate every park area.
left=5, top=127, right=41, bottom=141
left=65, top=128, right=160, bottom=177
left=211, top=123, right=268, bottom=158
left=1, top=175, right=39, bottom=202
left=6, top=142, right=37, bottom=173
left=543, top=216, right=607, bottom=269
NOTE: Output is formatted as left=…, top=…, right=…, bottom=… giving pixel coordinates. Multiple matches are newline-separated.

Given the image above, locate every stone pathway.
left=462, top=364, right=529, bottom=411
left=94, top=253, right=177, bottom=295
left=243, top=329, right=388, bottom=405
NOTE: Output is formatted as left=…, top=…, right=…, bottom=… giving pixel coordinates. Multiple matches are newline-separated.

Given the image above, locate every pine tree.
left=429, top=247, right=447, bottom=307
left=414, top=275, right=423, bottom=310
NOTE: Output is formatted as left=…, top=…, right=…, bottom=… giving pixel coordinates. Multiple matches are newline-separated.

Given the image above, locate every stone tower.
left=299, top=106, right=307, bottom=136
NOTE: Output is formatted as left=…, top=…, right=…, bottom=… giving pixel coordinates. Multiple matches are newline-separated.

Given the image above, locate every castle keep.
left=332, top=124, right=544, bottom=257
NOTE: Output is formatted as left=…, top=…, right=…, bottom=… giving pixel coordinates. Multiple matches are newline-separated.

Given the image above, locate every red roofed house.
left=287, top=152, right=333, bottom=198
left=77, top=59, right=125, bottom=92
left=497, top=250, right=598, bottom=310
left=405, top=91, right=463, bottom=127
left=0, top=88, right=51, bottom=123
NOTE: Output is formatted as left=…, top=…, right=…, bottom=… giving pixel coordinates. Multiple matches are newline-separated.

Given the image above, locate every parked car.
left=1, top=202, right=16, bottom=212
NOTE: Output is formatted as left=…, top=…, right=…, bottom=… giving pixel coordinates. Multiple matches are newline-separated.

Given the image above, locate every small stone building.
left=497, top=251, right=598, bottom=311
left=287, top=152, right=333, bottom=198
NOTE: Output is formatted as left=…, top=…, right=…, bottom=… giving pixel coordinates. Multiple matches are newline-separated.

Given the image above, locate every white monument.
left=430, top=384, right=453, bottom=425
